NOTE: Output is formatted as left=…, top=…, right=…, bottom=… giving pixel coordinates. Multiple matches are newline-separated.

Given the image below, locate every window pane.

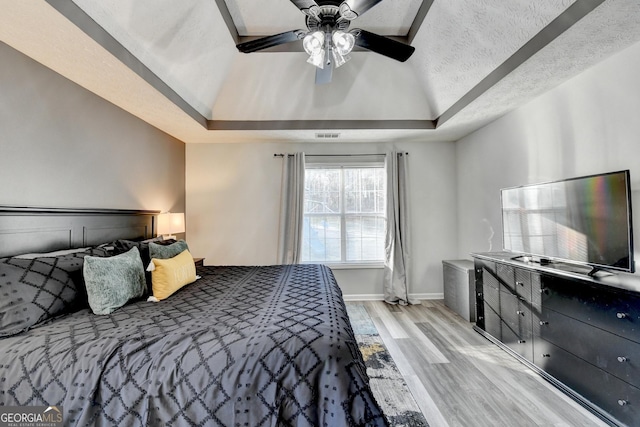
left=303, top=165, right=386, bottom=263
left=304, top=169, right=341, bottom=213
left=345, top=168, right=385, bottom=214
left=345, top=216, right=386, bottom=261
left=301, top=215, right=341, bottom=262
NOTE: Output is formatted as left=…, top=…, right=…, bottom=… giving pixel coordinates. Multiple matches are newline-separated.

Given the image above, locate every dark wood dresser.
left=472, top=252, right=640, bottom=427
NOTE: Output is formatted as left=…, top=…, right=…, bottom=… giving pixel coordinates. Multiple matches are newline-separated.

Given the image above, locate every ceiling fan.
left=235, top=0, right=416, bottom=84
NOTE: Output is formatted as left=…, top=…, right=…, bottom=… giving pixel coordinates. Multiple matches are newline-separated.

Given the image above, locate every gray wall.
left=0, top=42, right=185, bottom=213
left=455, top=39, right=640, bottom=275
left=186, top=140, right=458, bottom=298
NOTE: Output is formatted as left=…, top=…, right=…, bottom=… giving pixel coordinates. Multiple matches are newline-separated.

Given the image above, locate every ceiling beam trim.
left=407, top=0, right=434, bottom=44
left=435, top=0, right=606, bottom=128
left=44, top=0, right=209, bottom=129
left=207, top=119, right=436, bottom=131
left=215, top=0, right=240, bottom=44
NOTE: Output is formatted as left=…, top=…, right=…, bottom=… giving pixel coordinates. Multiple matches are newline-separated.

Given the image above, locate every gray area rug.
left=347, top=304, right=429, bottom=427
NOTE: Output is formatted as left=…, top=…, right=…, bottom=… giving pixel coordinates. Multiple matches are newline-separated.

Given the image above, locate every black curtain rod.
left=273, top=153, right=408, bottom=157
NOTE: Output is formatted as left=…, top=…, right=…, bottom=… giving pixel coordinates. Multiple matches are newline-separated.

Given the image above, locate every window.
left=301, top=159, right=386, bottom=264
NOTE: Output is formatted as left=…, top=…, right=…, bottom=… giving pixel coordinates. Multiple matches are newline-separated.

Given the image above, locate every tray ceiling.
left=225, top=0, right=424, bottom=36
left=1, top=0, right=640, bottom=144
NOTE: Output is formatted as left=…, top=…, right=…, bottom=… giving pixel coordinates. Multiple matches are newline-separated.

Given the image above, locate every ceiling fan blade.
left=289, top=0, right=320, bottom=14
left=315, top=62, right=333, bottom=85
left=236, top=30, right=304, bottom=53
left=342, top=0, right=383, bottom=18
left=354, top=29, right=415, bottom=62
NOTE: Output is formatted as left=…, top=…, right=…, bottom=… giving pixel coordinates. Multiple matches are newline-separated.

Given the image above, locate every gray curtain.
left=278, top=152, right=305, bottom=264
left=383, top=152, right=416, bottom=305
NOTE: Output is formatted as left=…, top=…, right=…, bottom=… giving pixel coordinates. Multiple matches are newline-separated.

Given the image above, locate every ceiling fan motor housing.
left=306, top=5, right=351, bottom=33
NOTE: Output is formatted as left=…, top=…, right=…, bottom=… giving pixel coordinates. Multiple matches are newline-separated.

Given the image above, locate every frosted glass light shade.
left=307, top=49, right=325, bottom=68
left=339, top=3, right=358, bottom=20
left=303, top=31, right=325, bottom=56
left=331, top=49, right=350, bottom=68
left=157, top=212, right=185, bottom=239
left=332, top=30, right=355, bottom=55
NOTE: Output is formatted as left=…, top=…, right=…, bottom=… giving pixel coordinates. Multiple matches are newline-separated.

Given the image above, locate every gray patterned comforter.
left=0, top=264, right=387, bottom=426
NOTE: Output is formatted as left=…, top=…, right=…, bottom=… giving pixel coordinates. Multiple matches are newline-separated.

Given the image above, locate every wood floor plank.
left=414, top=303, right=608, bottom=426
left=366, top=301, right=410, bottom=339
left=364, top=303, right=418, bottom=377
left=414, top=320, right=593, bottom=427
left=396, top=319, right=449, bottom=364
left=349, top=299, right=610, bottom=427
left=403, top=374, right=450, bottom=427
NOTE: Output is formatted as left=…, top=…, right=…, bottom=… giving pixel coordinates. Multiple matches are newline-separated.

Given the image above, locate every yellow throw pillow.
left=150, top=249, right=196, bottom=300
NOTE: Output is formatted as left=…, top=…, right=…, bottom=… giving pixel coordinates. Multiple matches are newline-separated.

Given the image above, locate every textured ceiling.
left=225, top=0, right=423, bottom=36
left=1, top=0, right=640, bottom=144
left=414, top=0, right=576, bottom=115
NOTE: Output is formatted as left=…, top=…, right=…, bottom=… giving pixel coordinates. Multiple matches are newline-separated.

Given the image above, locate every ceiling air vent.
left=315, top=132, right=340, bottom=139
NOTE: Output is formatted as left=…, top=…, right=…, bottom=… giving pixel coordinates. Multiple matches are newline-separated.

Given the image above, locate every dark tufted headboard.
left=0, top=206, right=158, bottom=258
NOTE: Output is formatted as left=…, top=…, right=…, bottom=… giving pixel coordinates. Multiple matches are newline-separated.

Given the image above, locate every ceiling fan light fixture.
left=303, top=31, right=325, bottom=56
left=304, top=5, right=321, bottom=20
left=331, top=49, right=350, bottom=68
left=332, top=30, right=355, bottom=56
left=338, top=3, right=358, bottom=20
left=307, top=49, right=325, bottom=69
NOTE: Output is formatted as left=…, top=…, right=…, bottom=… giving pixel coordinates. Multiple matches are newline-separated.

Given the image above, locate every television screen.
left=501, top=170, right=634, bottom=272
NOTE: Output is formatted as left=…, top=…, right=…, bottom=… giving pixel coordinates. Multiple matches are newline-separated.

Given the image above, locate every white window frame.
left=302, top=157, right=386, bottom=268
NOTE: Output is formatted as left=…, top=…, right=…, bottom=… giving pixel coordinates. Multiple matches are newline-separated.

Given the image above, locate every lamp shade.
left=157, top=212, right=185, bottom=238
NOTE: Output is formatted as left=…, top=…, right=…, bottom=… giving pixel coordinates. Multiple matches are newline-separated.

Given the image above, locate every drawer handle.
left=539, top=321, right=549, bottom=326
left=541, top=354, right=551, bottom=358
left=618, top=356, right=628, bottom=363
left=516, top=281, right=524, bottom=286
left=516, top=310, right=525, bottom=316
left=618, top=399, right=629, bottom=406
left=518, top=340, right=526, bottom=344
left=617, top=312, right=628, bottom=319
left=539, top=289, right=549, bottom=294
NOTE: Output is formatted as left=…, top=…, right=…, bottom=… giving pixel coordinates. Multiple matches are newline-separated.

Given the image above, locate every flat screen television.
left=501, top=170, right=634, bottom=274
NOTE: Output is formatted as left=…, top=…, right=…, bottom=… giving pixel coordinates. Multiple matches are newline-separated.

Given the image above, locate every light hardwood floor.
left=347, top=300, right=611, bottom=427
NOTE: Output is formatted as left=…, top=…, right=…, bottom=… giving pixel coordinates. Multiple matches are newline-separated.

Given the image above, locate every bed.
left=0, top=207, right=387, bottom=426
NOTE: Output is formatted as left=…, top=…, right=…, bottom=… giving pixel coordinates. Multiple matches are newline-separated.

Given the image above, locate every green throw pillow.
left=83, top=247, right=146, bottom=315
left=149, top=239, right=189, bottom=260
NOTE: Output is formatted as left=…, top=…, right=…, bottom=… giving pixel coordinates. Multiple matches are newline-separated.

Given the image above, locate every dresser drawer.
left=496, top=263, right=532, bottom=301
left=538, top=308, right=640, bottom=389
left=483, top=300, right=501, bottom=339
left=541, top=275, right=640, bottom=343
left=514, top=267, right=534, bottom=302
left=497, top=263, right=516, bottom=294
left=500, top=292, right=532, bottom=333
left=502, top=321, right=533, bottom=362
left=483, top=277, right=500, bottom=314
left=534, top=338, right=640, bottom=426
left=500, top=292, right=533, bottom=362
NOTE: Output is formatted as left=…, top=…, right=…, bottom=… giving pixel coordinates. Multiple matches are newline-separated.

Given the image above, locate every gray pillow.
left=149, top=240, right=189, bottom=260
left=113, top=237, right=173, bottom=295
left=83, top=247, right=146, bottom=315
left=0, top=247, right=112, bottom=337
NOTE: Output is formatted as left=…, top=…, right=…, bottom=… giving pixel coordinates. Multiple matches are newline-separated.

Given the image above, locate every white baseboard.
left=342, top=294, right=384, bottom=301
left=342, top=293, right=444, bottom=301
left=411, top=293, right=444, bottom=300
